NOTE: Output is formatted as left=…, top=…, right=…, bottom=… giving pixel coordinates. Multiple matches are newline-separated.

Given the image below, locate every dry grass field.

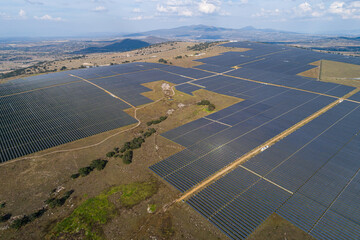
left=319, top=60, right=360, bottom=88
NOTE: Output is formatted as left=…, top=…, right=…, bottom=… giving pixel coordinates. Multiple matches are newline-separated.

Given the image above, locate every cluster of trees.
left=71, top=159, right=108, bottom=179
left=0, top=190, right=74, bottom=229
left=187, top=42, right=218, bottom=51
left=175, top=56, right=182, bottom=59
left=197, top=99, right=216, bottom=111
left=158, top=58, right=168, bottom=64
left=10, top=208, right=47, bottom=230
left=147, top=116, right=168, bottom=126
left=107, top=128, right=157, bottom=164
left=45, top=190, right=74, bottom=209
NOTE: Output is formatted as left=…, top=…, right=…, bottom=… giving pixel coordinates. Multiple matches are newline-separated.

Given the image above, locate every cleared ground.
left=320, top=60, right=360, bottom=88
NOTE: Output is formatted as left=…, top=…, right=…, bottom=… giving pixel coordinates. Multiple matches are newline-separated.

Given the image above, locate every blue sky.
left=1, top=0, right=360, bottom=37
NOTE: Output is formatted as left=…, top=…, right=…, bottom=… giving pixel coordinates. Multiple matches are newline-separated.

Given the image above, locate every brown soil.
left=248, top=213, right=316, bottom=240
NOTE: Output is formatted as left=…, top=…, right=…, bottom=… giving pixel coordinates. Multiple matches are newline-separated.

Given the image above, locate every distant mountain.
left=122, top=24, right=320, bottom=42
left=72, top=39, right=150, bottom=54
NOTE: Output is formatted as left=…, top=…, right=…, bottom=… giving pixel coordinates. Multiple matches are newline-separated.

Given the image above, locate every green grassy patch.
left=51, top=181, right=158, bottom=239
left=119, top=182, right=158, bottom=207
left=149, top=204, right=157, bottom=213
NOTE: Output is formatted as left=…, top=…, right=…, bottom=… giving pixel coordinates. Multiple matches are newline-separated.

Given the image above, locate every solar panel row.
left=0, top=81, right=137, bottom=162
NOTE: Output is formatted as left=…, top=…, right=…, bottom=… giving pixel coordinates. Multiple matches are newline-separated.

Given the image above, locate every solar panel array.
left=2, top=41, right=360, bottom=239
left=150, top=42, right=360, bottom=239
left=0, top=62, right=195, bottom=163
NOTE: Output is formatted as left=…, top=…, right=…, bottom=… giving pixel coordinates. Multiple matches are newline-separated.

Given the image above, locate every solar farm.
left=1, top=42, right=360, bottom=239
left=150, top=42, right=360, bottom=239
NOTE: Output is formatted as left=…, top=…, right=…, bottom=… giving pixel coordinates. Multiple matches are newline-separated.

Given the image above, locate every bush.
left=64, top=190, right=74, bottom=199
left=122, top=151, right=133, bottom=164
left=29, top=208, right=47, bottom=221
left=114, top=147, right=119, bottom=153
left=60, top=66, right=67, bottom=71
left=146, top=121, right=153, bottom=126
left=71, top=173, right=80, bottom=179
left=143, top=128, right=156, bottom=138
left=45, top=198, right=56, bottom=205
left=158, top=58, right=168, bottom=64
left=207, top=103, right=216, bottom=111
left=159, top=116, right=167, bottom=121
left=11, top=216, right=31, bottom=229
left=106, top=151, right=116, bottom=158
left=90, top=159, right=108, bottom=171
left=197, top=100, right=210, bottom=105
left=0, top=213, right=11, bottom=222
left=0, top=202, right=5, bottom=208
left=49, top=198, right=65, bottom=208
left=79, top=167, right=93, bottom=177
left=129, top=137, right=145, bottom=150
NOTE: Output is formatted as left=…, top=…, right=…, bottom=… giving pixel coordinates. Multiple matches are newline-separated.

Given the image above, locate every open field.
left=1, top=41, right=360, bottom=240
left=320, top=60, right=360, bottom=88
left=0, top=41, right=248, bottom=83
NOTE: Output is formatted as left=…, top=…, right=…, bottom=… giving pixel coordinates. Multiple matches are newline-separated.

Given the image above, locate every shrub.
left=60, top=66, right=67, bottom=71
left=197, top=100, right=210, bottom=106
left=122, top=151, right=133, bottom=164
left=0, top=202, right=5, bottom=208
left=119, top=146, right=128, bottom=153
left=29, top=208, right=47, bottom=221
left=79, top=167, right=93, bottom=177
left=11, top=215, right=31, bottom=229
left=90, top=159, right=108, bottom=171
left=146, top=121, right=153, bottom=126
left=0, top=213, right=11, bottom=222
left=207, top=103, right=216, bottom=111
left=71, top=173, right=80, bottom=179
left=159, top=116, right=167, bottom=121
left=158, top=58, right=168, bottom=64
left=64, top=190, right=74, bottom=199
left=49, top=198, right=65, bottom=208
left=114, top=147, right=119, bottom=153
left=129, top=137, right=145, bottom=150
left=106, top=151, right=116, bottom=158
left=143, top=128, right=156, bottom=138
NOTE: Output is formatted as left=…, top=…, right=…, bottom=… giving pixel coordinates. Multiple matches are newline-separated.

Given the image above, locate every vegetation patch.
left=51, top=181, right=158, bottom=239
left=197, top=99, right=216, bottom=111
left=187, top=42, right=219, bottom=51
left=45, top=190, right=74, bottom=209
left=147, top=115, right=168, bottom=126
left=10, top=208, right=47, bottom=229
left=72, top=159, right=108, bottom=178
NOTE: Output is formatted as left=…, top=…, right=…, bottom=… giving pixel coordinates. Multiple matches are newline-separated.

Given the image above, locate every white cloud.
left=156, top=0, right=221, bottom=17
left=132, top=8, right=142, bottom=13
left=198, top=0, right=217, bottom=14
left=34, top=14, right=63, bottom=21
left=252, top=8, right=281, bottom=17
left=25, top=0, right=43, bottom=5
left=0, top=12, right=12, bottom=20
left=179, top=9, right=193, bottom=16
left=93, top=6, right=107, bottom=12
left=126, top=15, right=153, bottom=21
left=19, top=9, right=26, bottom=18
left=328, top=1, right=360, bottom=19
left=298, top=2, right=312, bottom=12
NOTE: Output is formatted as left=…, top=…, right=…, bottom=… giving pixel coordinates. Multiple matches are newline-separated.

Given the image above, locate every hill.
left=123, top=24, right=320, bottom=42
left=72, top=39, right=150, bottom=54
